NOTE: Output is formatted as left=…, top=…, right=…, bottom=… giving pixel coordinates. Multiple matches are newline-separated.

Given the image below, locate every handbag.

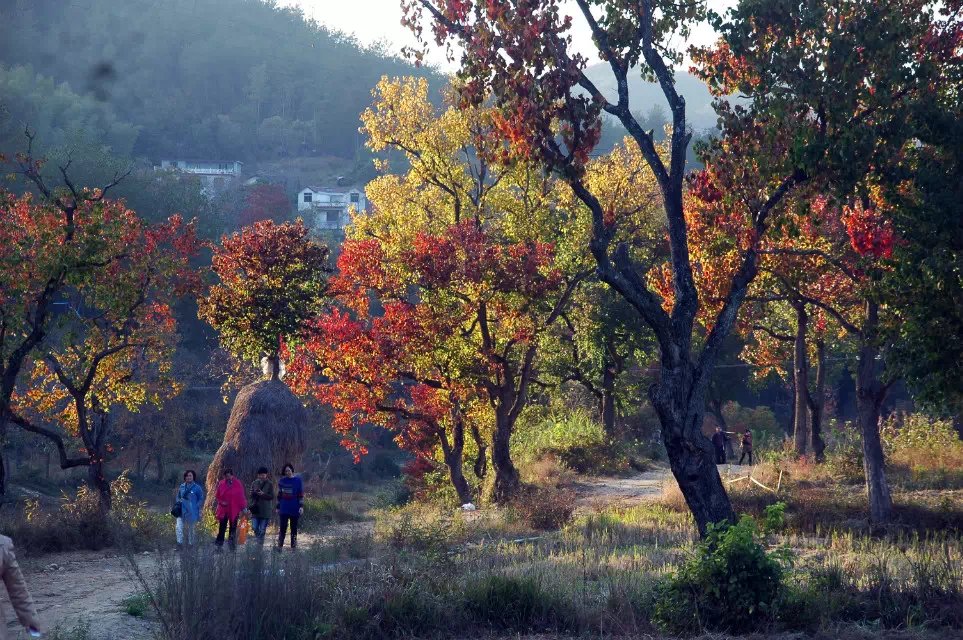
left=171, top=500, right=183, bottom=518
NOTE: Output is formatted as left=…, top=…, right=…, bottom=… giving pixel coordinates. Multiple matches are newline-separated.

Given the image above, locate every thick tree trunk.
left=88, top=454, right=111, bottom=512
left=792, top=303, right=811, bottom=456
left=651, top=367, right=735, bottom=537
left=264, top=354, right=281, bottom=381
left=810, top=338, right=827, bottom=461
left=856, top=302, right=892, bottom=524
left=490, top=408, right=520, bottom=503
left=600, top=358, right=616, bottom=436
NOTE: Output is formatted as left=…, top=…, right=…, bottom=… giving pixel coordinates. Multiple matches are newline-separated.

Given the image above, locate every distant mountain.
left=582, top=63, right=720, bottom=133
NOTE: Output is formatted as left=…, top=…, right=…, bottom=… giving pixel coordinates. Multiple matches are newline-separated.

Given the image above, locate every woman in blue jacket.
left=275, top=463, right=304, bottom=549
left=174, top=469, right=205, bottom=547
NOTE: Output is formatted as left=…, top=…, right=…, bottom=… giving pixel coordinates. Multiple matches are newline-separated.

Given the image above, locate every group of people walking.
left=712, top=426, right=754, bottom=465
left=173, top=463, right=304, bottom=551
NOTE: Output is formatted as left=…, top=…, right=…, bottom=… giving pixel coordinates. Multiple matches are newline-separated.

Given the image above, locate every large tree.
left=292, top=78, right=588, bottom=501
left=0, top=149, right=133, bottom=498
left=404, top=0, right=955, bottom=533
left=198, top=219, right=330, bottom=380
left=15, top=213, right=198, bottom=510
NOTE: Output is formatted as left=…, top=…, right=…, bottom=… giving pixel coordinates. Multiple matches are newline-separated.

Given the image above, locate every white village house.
left=157, top=160, right=243, bottom=196
left=297, top=185, right=367, bottom=230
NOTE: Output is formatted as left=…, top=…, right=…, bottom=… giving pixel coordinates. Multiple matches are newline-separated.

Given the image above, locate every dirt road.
left=572, top=467, right=672, bottom=509
left=6, top=550, right=158, bottom=640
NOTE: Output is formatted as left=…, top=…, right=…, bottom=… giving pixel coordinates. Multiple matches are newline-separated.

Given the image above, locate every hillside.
left=583, top=63, right=721, bottom=134
left=0, top=0, right=441, bottom=163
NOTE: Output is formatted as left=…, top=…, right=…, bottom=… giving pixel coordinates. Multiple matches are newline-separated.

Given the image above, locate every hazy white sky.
left=285, top=1, right=737, bottom=71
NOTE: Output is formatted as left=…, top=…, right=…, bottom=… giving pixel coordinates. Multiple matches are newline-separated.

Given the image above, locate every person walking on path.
left=248, top=466, right=275, bottom=544
left=213, top=468, right=247, bottom=550
left=739, top=430, right=755, bottom=465
left=174, top=469, right=205, bottom=547
left=276, top=463, right=304, bottom=550
left=0, top=535, right=42, bottom=640
left=711, top=426, right=727, bottom=465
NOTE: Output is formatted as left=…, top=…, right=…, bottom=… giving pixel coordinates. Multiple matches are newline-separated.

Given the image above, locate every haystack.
left=204, top=379, right=307, bottom=511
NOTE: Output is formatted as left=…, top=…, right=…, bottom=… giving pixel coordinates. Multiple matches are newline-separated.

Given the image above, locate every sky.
left=286, top=0, right=738, bottom=71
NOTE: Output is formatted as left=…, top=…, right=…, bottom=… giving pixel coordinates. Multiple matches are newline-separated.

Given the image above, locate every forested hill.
left=0, top=0, right=440, bottom=162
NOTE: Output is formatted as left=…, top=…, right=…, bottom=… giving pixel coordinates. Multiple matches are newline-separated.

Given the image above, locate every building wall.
left=297, top=188, right=366, bottom=230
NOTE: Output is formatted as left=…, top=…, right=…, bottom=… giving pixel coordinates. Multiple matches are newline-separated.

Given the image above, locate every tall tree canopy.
left=199, top=219, right=330, bottom=380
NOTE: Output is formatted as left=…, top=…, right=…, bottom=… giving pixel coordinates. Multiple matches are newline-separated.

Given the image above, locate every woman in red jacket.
left=213, top=468, right=248, bottom=550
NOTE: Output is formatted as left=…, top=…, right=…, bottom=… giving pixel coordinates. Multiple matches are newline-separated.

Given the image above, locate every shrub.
left=1, top=471, right=170, bottom=554
left=374, top=503, right=467, bottom=553
left=513, top=409, right=631, bottom=475
left=653, top=516, right=791, bottom=634
left=511, top=486, right=576, bottom=531
left=372, top=478, right=413, bottom=509
left=122, top=593, right=151, bottom=617
left=763, top=501, right=787, bottom=535
left=882, top=412, right=960, bottom=454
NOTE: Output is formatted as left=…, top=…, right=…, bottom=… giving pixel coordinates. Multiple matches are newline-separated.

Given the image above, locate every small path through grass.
left=572, top=466, right=672, bottom=509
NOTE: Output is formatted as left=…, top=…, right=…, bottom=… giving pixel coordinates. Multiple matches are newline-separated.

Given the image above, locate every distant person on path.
left=213, top=468, right=247, bottom=550
left=0, top=535, right=42, bottom=640
left=276, top=463, right=304, bottom=550
left=174, top=469, right=205, bottom=547
left=248, top=466, right=275, bottom=544
left=739, top=430, right=754, bottom=465
left=711, top=426, right=727, bottom=464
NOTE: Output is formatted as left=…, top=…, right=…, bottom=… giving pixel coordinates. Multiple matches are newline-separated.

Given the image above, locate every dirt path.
left=6, top=550, right=159, bottom=640
left=571, top=466, right=673, bottom=510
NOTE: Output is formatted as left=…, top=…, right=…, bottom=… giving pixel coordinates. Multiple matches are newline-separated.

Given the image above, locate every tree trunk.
left=470, top=424, right=487, bottom=479
left=792, top=302, right=811, bottom=456
left=155, top=444, right=165, bottom=484
left=88, top=454, right=111, bottom=512
left=439, top=417, right=473, bottom=505
left=809, top=338, right=827, bottom=461
left=0, top=418, right=7, bottom=501
left=264, top=354, right=281, bottom=381
left=490, top=407, right=520, bottom=503
left=651, top=367, right=735, bottom=537
left=600, top=357, right=616, bottom=436
left=856, top=302, right=893, bottom=524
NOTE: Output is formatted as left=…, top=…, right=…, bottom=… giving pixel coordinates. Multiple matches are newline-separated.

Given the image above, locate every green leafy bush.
left=763, top=501, right=787, bottom=535
left=513, top=409, right=630, bottom=475
left=122, top=593, right=151, bottom=617
left=653, top=516, right=791, bottom=634
left=882, top=412, right=961, bottom=454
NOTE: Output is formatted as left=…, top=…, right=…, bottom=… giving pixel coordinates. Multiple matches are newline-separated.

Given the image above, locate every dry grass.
left=204, top=379, right=308, bottom=511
